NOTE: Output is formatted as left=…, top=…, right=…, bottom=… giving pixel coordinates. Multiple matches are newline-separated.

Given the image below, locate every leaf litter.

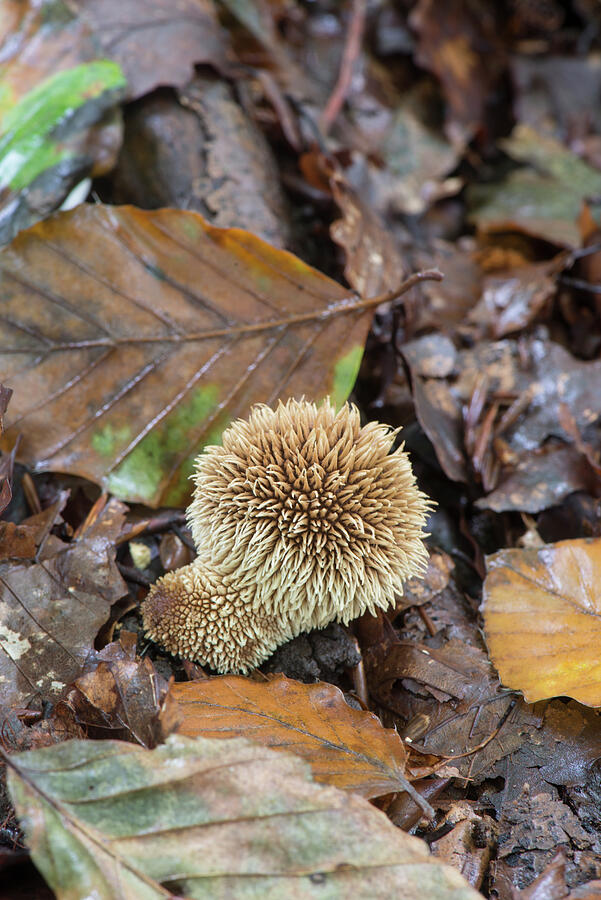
left=2, top=0, right=601, bottom=897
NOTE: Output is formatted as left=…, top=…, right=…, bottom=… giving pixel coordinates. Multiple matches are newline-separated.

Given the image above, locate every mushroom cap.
left=188, top=399, right=432, bottom=625
left=142, top=560, right=286, bottom=673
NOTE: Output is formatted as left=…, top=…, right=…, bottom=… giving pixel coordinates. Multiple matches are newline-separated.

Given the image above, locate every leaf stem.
left=3, top=269, right=444, bottom=353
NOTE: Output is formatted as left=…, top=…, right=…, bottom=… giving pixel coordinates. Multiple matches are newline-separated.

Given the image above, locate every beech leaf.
left=482, top=538, right=601, bottom=706
left=171, top=674, right=412, bottom=801
left=0, top=204, right=375, bottom=507
left=5, top=735, right=481, bottom=900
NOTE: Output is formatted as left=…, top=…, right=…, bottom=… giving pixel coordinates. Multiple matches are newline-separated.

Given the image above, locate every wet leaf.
left=371, top=84, right=460, bottom=215
left=66, top=632, right=175, bottom=748
left=365, top=638, right=535, bottom=780
left=468, top=257, right=562, bottom=339
left=0, top=2, right=126, bottom=243
left=6, top=735, right=481, bottom=900
left=72, top=0, right=229, bottom=100
left=329, top=162, right=407, bottom=297
left=0, top=497, right=128, bottom=708
left=410, top=0, right=505, bottom=145
left=468, top=125, right=601, bottom=246
left=171, top=673, right=410, bottom=800
left=403, top=333, right=601, bottom=501
left=0, top=490, right=67, bottom=559
left=482, top=538, right=601, bottom=706
left=398, top=549, right=454, bottom=611
left=476, top=443, right=595, bottom=514
left=0, top=204, right=373, bottom=507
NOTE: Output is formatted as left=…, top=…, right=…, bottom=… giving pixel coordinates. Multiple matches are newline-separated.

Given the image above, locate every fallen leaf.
left=506, top=700, right=601, bottom=789
left=5, top=734, right=481, bottom=899
left=403, top=334, right=601, bottom=501
left=511, top=53, right=601, bottom=139
left=0, top=2, right=126, bottom=244
left=512, top=851, right=568, bottom=900
left=482, top=538, right=601, bottom=705
left=398, top=549, right=455, bottom=612
left=0, top=497, right=128, bottom=708
left=72, top=0, right=229, bottom=100
left=493, top=785, right=594, bottom=894
left=66, top=631, right=175, bottom=748
left=370, top=82, right=460, bottom=214
left=468, top=258, right=562, bottom=338
left=329, top=162, right=407, bottom=297
left=410, top=0, right=505, bottom=145
left=171, top=673, right=412, bottom=801
left=430, top=801, right=496, bottom=891
left=476, top=443, right=596, bottom=514
left=365, top=638, right=536, bottom=779
left=413, top=240, right=483, bottom=332
left=0, top=383, right=14, bottom=514
left=0, top=490, right=68, bottom=560
left=468, top=125, right=601, bottom=246
left=0, top=204, right=374, bottom=507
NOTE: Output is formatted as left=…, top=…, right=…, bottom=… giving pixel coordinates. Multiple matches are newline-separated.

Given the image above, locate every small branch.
left=364, top=269, right=444, bottom=308
left=320, top=0, right=367, bottom=134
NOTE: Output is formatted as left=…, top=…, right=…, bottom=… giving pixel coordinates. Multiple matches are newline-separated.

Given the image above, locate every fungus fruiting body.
left=142, top=399, right=432, bottom=673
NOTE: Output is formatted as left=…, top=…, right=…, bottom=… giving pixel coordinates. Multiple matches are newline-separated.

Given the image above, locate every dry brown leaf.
left=170, top=673, right=412, bottom=801
left=482, top=538, right=601, bottom=706
left=364, top=638, right=536, bottom=780
left=0, top=204, right=374, bottom=508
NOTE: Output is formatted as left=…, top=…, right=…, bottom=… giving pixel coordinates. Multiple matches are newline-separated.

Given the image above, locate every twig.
left=320, top=0, right=367, bottom=134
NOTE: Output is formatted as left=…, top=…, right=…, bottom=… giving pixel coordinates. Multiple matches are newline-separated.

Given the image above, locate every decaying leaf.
left=398, top=549, right=455, bottom=612
left=482, top=538, right=601, bottom=706
left=0, top=204, right=375, bottom=508
left=71, top=0, right=230, bottom=100
left=468, top=125, right=601, bottom=246
left=410, top=0, right=505, bottom=145
left=0, top=2, right=126, bottom=244
left=468, top=257, right=562, bottom=339
left=5, top=734, right=481, bottom=899
left=365, top=638, right=536, bottom=779
left=403, top=333, right=601, bottom=510
left=66, top=631, right=176, bottom=748
left=0, top=489, right=67, bottom=560
left=329, top=163, right=407, bottom=297
left=171, top=673, right=411, bottom=800
left=0, top=497, right=128, bottom=708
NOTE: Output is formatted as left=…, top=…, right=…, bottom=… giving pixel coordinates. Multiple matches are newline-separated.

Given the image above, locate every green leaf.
left=0, top=60, right=126, bottom=191
left=6, top=735, right=481, bottom=900
left=468, top=124, right=601, bottom=246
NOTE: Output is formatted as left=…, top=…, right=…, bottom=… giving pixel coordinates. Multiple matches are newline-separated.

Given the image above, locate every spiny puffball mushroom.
left=142, top=398, right=432, bottom=673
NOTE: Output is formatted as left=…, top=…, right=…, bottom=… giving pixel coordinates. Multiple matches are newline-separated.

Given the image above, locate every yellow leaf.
left=482, top=538, right=601, bottom=706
